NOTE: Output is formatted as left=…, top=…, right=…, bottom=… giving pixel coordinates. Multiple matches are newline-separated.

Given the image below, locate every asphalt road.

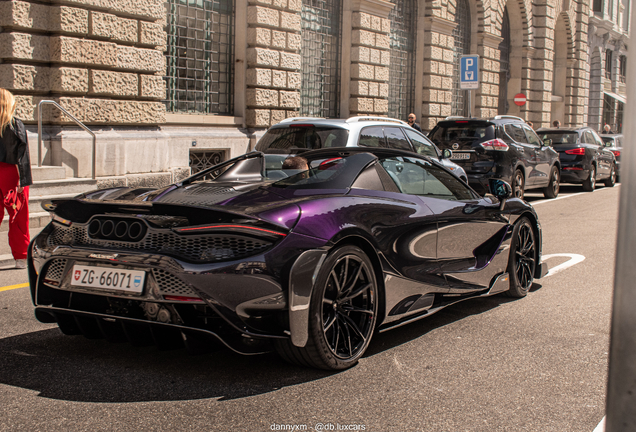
left=0, top=184, right=619, bottom=432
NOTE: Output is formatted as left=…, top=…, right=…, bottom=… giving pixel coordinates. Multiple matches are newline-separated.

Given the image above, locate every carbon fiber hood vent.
left=155, top=184, right=244, bottom=206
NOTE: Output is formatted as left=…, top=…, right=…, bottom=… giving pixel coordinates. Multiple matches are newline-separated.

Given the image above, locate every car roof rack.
left=493, top=115, right=525, bottom=122
left=277, top=117, right=325, bottom=124
left=346, top=116, right=409, bottom=125
left=444, top=116, right=469, bottom=120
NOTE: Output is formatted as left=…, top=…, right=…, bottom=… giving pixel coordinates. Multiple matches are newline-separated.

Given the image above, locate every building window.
left=605, top=49, right=613, bottom=80
left=165, top=0, right=234, bottom=115
left=498, top=7, right=510, bottom=115
left=451, top=0, right=471, bottom=117
left=593, top=0, right=603, bottom=14
left=616, top=101, right=624, bottom=133
left=622, top=0, right=630, bottom=31
left=619, top=55, right=627, bottom=83
left=388, top=0, right=417, bottom=120
left=301, top=0, right=341, bottom=118
left=190, top=149, right=227, bottom=174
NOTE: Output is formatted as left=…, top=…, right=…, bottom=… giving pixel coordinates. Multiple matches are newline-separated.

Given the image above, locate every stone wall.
left=0, top=0, right=166, bottom=125
left=348, top=8, right=391, bottom=116
left=420, top=16, right=454, bottom=130
left=245, top=0, right=302, bottom=127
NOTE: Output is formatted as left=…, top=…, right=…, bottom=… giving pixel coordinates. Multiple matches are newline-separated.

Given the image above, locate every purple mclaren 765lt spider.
left=28, top=148, right=547, bottom=370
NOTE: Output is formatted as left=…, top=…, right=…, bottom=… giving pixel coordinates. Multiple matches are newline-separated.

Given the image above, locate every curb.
left=0, top=254, right=15, bottom=268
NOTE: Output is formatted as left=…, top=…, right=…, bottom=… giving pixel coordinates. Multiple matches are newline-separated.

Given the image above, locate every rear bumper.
left=29, top=223, right=328, bottom=354
left=560, top=166, right=590, bottom=183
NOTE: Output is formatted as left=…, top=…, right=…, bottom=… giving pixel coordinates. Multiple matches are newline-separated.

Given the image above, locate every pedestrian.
left=552, top=120, right=561, bottom=128
left=407, top=113, right=422, bottom=132
left=603, top=124, right=615, bottom=134
left=0, top=88, right=32, bottom=269
left=526, top=121, right=534, bottom=129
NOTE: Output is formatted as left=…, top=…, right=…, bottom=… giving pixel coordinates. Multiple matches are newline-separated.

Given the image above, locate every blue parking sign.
left=460, top=55, right=479, bottom=89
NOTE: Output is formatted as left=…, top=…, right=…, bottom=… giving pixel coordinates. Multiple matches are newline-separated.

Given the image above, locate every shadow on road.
left=0, top=283, right=542, bottom=403
left=366, top=284, right=541, bottom=357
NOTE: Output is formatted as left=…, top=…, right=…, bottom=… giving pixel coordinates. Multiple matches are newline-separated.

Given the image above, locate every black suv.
left=536, top=127, right=616, bottom=191
left=429, top=116, right=561, bottom=199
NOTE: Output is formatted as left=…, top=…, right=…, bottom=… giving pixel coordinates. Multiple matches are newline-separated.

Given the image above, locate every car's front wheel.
left=506, top=217, right=537, bottom=298
left=276, top=245, right=378, bottom=370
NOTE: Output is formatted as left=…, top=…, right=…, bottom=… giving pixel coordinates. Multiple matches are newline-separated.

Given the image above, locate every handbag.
left=4, top=188, right=26, bottom=223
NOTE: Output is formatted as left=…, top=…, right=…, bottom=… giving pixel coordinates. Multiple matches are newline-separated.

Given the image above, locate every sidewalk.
left=0, top=226, right=45, bottom=268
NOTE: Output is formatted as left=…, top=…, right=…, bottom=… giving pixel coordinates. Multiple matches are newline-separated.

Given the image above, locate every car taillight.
left=480, top=139, right=508, bottom=151
left=565, top=148, right=586, bottom=155
left=611, top=150, right=621, bottom=157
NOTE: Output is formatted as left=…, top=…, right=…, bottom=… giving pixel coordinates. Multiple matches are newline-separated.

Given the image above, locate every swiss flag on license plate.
left=74, top=270, right=81, bottom=281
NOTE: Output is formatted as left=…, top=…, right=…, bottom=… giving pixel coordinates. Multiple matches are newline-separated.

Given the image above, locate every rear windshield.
left=255, top=127, right=349, bottom=153
left=537, top=132, right=579, bottom=145
left=429, top=123, right=494, bottom=144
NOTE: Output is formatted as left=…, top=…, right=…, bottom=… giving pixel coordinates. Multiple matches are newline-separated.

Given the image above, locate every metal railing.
left=37, top=100, right=96, bottom=180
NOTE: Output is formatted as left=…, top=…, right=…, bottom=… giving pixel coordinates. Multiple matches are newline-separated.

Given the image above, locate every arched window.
left=498, top=7, right=510, bottom=115
left=451, top=0, right=471, bottom=117
left=388, top=0, right=417, bottom=120
left=301, top=0, right=341, bottom=118
left=165, top=0, right=234, bottom=114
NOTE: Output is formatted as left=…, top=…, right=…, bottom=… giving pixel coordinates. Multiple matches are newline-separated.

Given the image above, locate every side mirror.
left=442, top=148, right=453, bottom=159
left=488, top=179, right=512, bottom=210
left=543, top=138, right=552, bottom=147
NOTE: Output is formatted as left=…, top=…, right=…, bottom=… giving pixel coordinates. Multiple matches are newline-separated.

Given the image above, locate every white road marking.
left=531, top=184, right=619, bottom=206
left=531, top=192, right=584, bottom=206
left=593, top=416, right=605, bottom=432
left=541, top=253, right=586, bottom=277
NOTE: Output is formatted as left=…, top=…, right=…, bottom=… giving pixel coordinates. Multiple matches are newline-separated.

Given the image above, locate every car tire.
left=505, top=217, right=536, bottom=298
left=582, top=165, right=596, bottom=191
left=604, top=164, right=616, bottom=187
left=542, top=166, right=560, bottom=198
left=275, top=245, right=378, bottom=370
left=512, top=169, right=525, bottom=199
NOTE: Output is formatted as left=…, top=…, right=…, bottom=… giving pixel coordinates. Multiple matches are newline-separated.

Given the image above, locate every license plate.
left=450, top=152, right=471, bottom=160
left=71, top=265, right=145, bottom=294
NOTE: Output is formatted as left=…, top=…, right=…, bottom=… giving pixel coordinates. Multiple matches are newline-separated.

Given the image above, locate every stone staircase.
left=1, top=166, right=98, bottom=233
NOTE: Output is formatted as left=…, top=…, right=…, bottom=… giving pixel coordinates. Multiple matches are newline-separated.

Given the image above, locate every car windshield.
left=270, top=153, right=376, bottom=190
left=538, top=132, right=579, bottom=145
left=255, top=127, right=349, bottom=153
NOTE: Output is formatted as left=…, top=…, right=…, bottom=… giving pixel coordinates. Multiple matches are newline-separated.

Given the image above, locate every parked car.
left=600, top=133, right=623, bottom=182
left=254, top=116, right=468, bottom=182
left=428, top=116, right=561, bottom=199
left=537, top=127, right=616, bottom=191
left=29, top=148, right=547, bottom=370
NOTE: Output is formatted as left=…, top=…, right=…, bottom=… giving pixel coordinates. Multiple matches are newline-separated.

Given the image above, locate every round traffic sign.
left=514, top=93, right=527, bottom=106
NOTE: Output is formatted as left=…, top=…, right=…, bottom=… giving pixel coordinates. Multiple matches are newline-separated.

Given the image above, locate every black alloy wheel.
left=512, top=169, right=525, bottom=199
left=543, top=166, right=560, bottom=198
left=506, top=217, right=537, bottom=298
left=604, top=164, right=616, bottom=187
left=275, top=245, right=378, bottom=370
left=583, top=165, right=596, bottom=191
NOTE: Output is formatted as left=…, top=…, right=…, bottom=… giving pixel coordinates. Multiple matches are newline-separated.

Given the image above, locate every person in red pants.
left=0, top=88, right=32, bottom=269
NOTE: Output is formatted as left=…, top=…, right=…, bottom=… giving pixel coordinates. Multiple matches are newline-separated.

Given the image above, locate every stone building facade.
left=0, top=0, right=629, bottom=186
left=588, top=0, right=630, bottom=132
